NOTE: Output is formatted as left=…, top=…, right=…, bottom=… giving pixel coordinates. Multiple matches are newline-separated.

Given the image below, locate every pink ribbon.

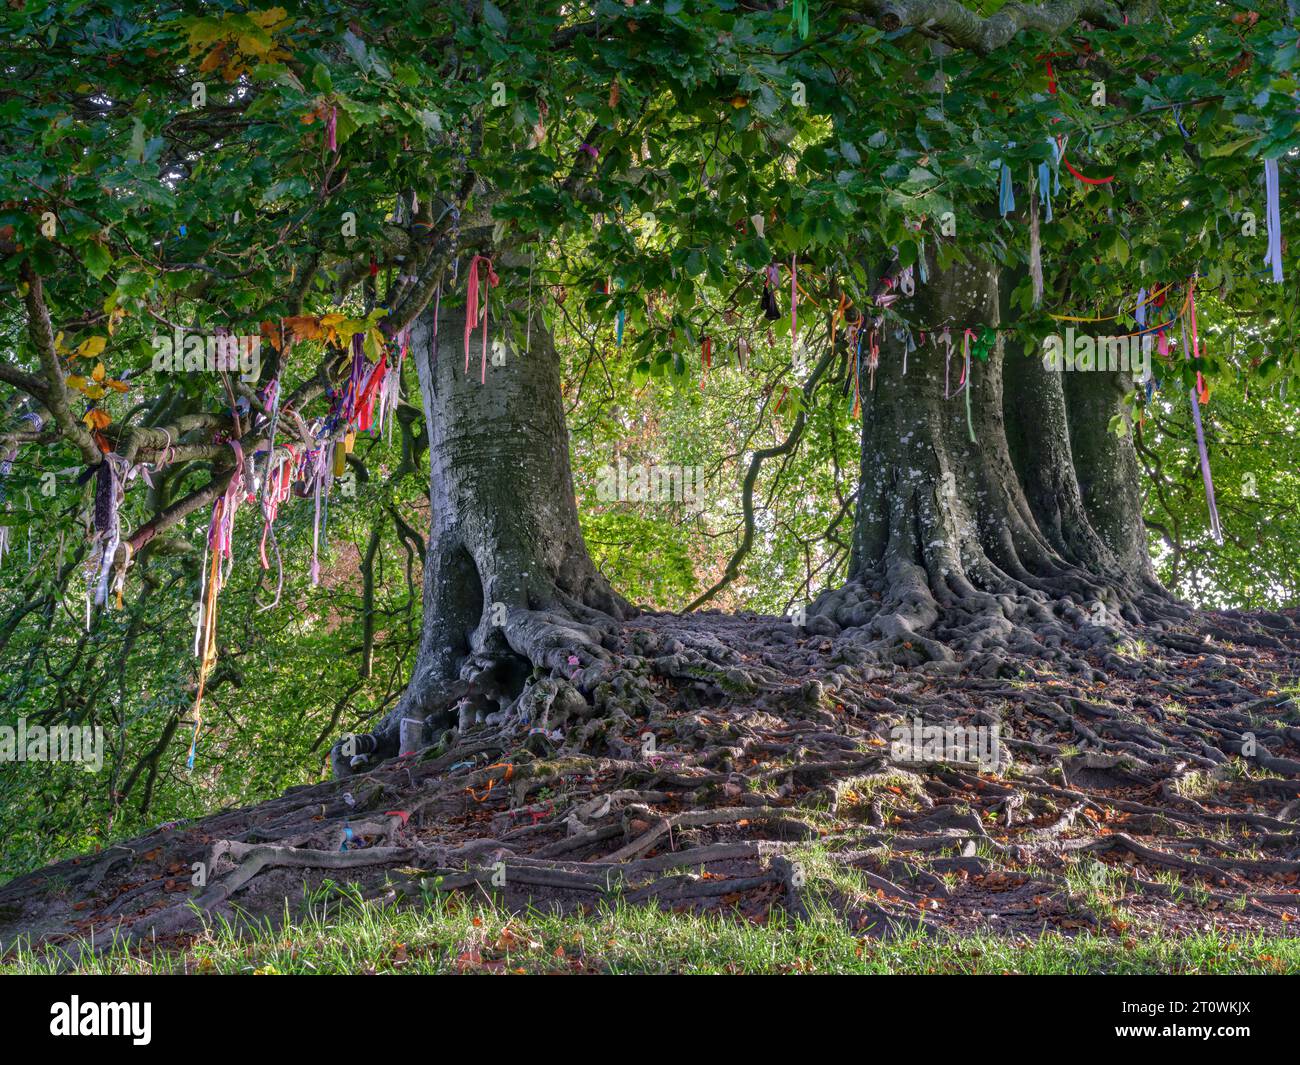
left=1187, top=280, right=1208, bottom=404
left=790, top=254, right=798, bottom=343
left=210, top=440, right=245, bottom=563
left=310, top=451, right=324, bottom=587
left=464, top=255, right=499, bottom=383
left=259, top=445, right=295, bottom=569
left=958, top=329, right=975, bottom=391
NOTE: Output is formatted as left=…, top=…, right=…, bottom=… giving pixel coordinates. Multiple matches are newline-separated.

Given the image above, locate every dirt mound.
left=3, top=609, right=1299, bottom=958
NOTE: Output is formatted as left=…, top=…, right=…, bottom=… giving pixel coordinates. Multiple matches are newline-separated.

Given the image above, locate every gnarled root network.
left=2, top=605, right=1297, bottom=955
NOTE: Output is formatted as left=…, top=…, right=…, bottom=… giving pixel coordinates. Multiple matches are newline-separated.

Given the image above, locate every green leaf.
left=83, top=242, right=112, bottom=281
left=130, top=118, right=146, bottom=162
left=341, top=30, right=370, bottom=73
left=482, top=1, right=508, bottom=35
left=1206, top=134, right=1259, bottom=158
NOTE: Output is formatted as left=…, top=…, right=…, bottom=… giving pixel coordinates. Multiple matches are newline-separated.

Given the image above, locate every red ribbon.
left=1058, top=138, right=1115, bottom=185
left=355, top=351, right=387, bottom=432
left=1041, top=51, right=1114, bottom=185
left=1051, top=123, right=1113, bottom=185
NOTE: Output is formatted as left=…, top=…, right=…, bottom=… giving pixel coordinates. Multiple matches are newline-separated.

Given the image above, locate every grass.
left=3, top=887, right=1298, bottom=974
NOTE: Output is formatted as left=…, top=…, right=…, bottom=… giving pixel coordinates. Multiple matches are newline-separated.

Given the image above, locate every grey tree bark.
left=332, top=278, right=628, bottom=774
left=1063, top=367, right=1159, bottom=584
left=812, top=252, right=1177, bottom=673
left=1003, top=335, right=1126, bottom=578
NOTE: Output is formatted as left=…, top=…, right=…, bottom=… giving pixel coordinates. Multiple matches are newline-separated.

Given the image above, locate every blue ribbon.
left=997, top=161, right=1015, bottom=217
left=1037, top=139, right=1060, bottom=223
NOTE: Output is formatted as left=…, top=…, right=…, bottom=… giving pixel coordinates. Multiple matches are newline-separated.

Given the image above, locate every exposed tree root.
left=804, top=548, right=1200, bottom=684
left=2, top=604, right=1298, bottom=956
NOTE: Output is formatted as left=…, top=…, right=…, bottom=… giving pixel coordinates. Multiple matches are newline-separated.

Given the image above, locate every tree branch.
left=840, top=0, right=1139, bottom=54
left=19, top=264, right=102, bottom=465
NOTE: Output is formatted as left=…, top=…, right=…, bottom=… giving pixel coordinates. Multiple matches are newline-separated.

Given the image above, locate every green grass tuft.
left=4, top=890, right=1297, bottom=974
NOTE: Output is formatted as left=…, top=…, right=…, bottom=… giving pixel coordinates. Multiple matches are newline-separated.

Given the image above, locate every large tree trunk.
left=999, top=267, right=1122, bottom=580
left=1063, top=367, right=1160, bottom=585
left=1004, top=347, right=1119, bottom=575
left=333, top=272, right=628, bottom=773
left=812, top=254, right=1175, bottom=673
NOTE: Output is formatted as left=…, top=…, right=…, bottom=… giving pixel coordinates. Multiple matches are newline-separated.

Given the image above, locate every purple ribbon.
left=1180, top=325, right=1222, bottom=543
left=1264, top=159, right=1284, bottom=283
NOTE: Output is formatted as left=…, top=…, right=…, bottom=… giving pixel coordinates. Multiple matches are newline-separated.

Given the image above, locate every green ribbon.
left=790, top=0, right=810, bottom=40
left=971, top=326, right=996, bottom=363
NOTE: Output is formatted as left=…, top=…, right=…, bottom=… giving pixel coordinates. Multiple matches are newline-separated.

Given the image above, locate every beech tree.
left=330, top=0, right=1300, bottom=761
left=1, top=0, right=1295, bottom=749
left=1, top=1, right=1298, bottom=945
